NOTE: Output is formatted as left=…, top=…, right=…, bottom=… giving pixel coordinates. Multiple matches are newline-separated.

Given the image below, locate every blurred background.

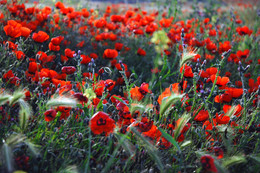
left=29, top=0, right=260, bottom=7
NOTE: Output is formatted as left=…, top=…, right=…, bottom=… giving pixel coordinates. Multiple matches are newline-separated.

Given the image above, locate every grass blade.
left=158, top=127, right=181, bottom=152
left=130, top=127, right=164, bottom=171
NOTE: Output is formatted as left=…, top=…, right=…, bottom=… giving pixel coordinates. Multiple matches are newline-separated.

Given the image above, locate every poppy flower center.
left=139, top=88, right=147, bottom=95
left=241, top=31, right=246, bottom=35
left=46, top=113, right=54, bottom=118
left=97, top=118, right=107, bottom=126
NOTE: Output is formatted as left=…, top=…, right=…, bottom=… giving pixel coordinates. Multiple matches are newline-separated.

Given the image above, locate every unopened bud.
left=244, top=65, right=250, bottom=72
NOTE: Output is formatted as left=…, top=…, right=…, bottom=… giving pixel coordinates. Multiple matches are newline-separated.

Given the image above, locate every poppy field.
left=0, top=0, right=260, bottom=172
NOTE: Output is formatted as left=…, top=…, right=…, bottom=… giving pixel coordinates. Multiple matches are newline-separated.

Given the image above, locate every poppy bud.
left=244, top=65, right=250, bottom=72
left=61, top=66, right=76, bottom=75
left=181, top=28, right=185, bottom=38
left=5, top=41, right=9, bottom=48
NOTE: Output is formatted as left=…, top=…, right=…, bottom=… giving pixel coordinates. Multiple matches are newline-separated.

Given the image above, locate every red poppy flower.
left=80, top=54, right=91, bottom=64
left=89, top=53, right=98, bottom=60
left=219, top=41, right=231, bottom=54
left=93, top=80, right=114, bottom=96
left=51, top=36, right=64, bottom=45
left=90, top=111, right=115, bottom=136
left=200, top=67, right=219, bottom=78
left=104, top=79, right=115, bottom=91
left=61, top=66, right=76, bottom=75
left=115, top=63, right=128, bottom=71
left=205, top=54, right=215, bottom=60
left=204, top=18, right=210, bottom=24
left=225, top=87, right=243, bottom=98
left=136, top=117, right=154, bottom=132
left=194, top=109, right=209, bottom=121
left=4, top=41, right=18, bottom=50
left=76, top=40, right=85, bottom=48
left=248, top=78, right=260, bottom=93
left=32, top=31, right=49, bottom=43
left=157, top=83, right=179, bottom=105
left=142, top=124, right=162, bottom=140
left=223, top=104, right=243, bottom=117
left=65, top=48, right=75, bottom=58
left=210, top=75, right=229, bottom=86
left=216, top=113, right=230, bottom=124
left=236, top=49, right=250, bottom=60
left=201, top=155, right=217, bottom=173
left=159, top=17, right=173, bottom=28
left=20, top=27, right=31, bottom=37
left=214, top=92, right=232, bottom=103
left=110, top=15, right=123, bottom=22
left=4, top=20, right=22, bottom=38
left=157, top=136, right=172, bottom=149
left=55, top=1, right=65, bottom=9
left=138, top=83, right=151, bottom=95
left=145, top=22, right=158, bottom=34
left=209, top=29, right=217, bottom=36
left=180, top=64, right=194, bottom=78
left=206, top=41, right=217, bottom=53
left=61, top=55, right=68, bottom=63
left=235, top=81, right=242, bottom=88
left=244, top=73, right=251, bottom=78
left=103, top=49, right=118, bottom=59
left=199, top=70, right=209, bottom=78
left=56, top=106, right=71, bottom=120
left=28, top=62, right=39, bottom=73
left=213, top=147, right=224, bottom=159
left=130, top=86, right=144, bottom=101
left=49, top=42, right=60, bottom=51
left=81, top=8, right=90, bottom=18
left=3, top=70, right=14, bottom=82
left=94, top=18, right=107, bottom=28
left=73, top=93, right=88, bottom=103
left=109, top=33, right=117, bottom=41
left=137, top=48, right=146, bottom=56
left=225, top=72, right=231, bottom=77
left=44, top=109, right=57, bottom=122
left=37, top=51, right=55, bottom=64
left=15, top=51, right=25, bottom=60
left=227, top=53, right=239, bottom=64
left=133, top=29, right=144, bottom=35
left=115, top=42, right=124, bottom=51
left=236, top=26, right=253, bottom=36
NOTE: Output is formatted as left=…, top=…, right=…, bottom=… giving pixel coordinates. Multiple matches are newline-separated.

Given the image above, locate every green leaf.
left=112, top=96, right=129, bottom=106
left=223, top=156, right=246, bottom=168
left=158, top=127, right=181, bottom=152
